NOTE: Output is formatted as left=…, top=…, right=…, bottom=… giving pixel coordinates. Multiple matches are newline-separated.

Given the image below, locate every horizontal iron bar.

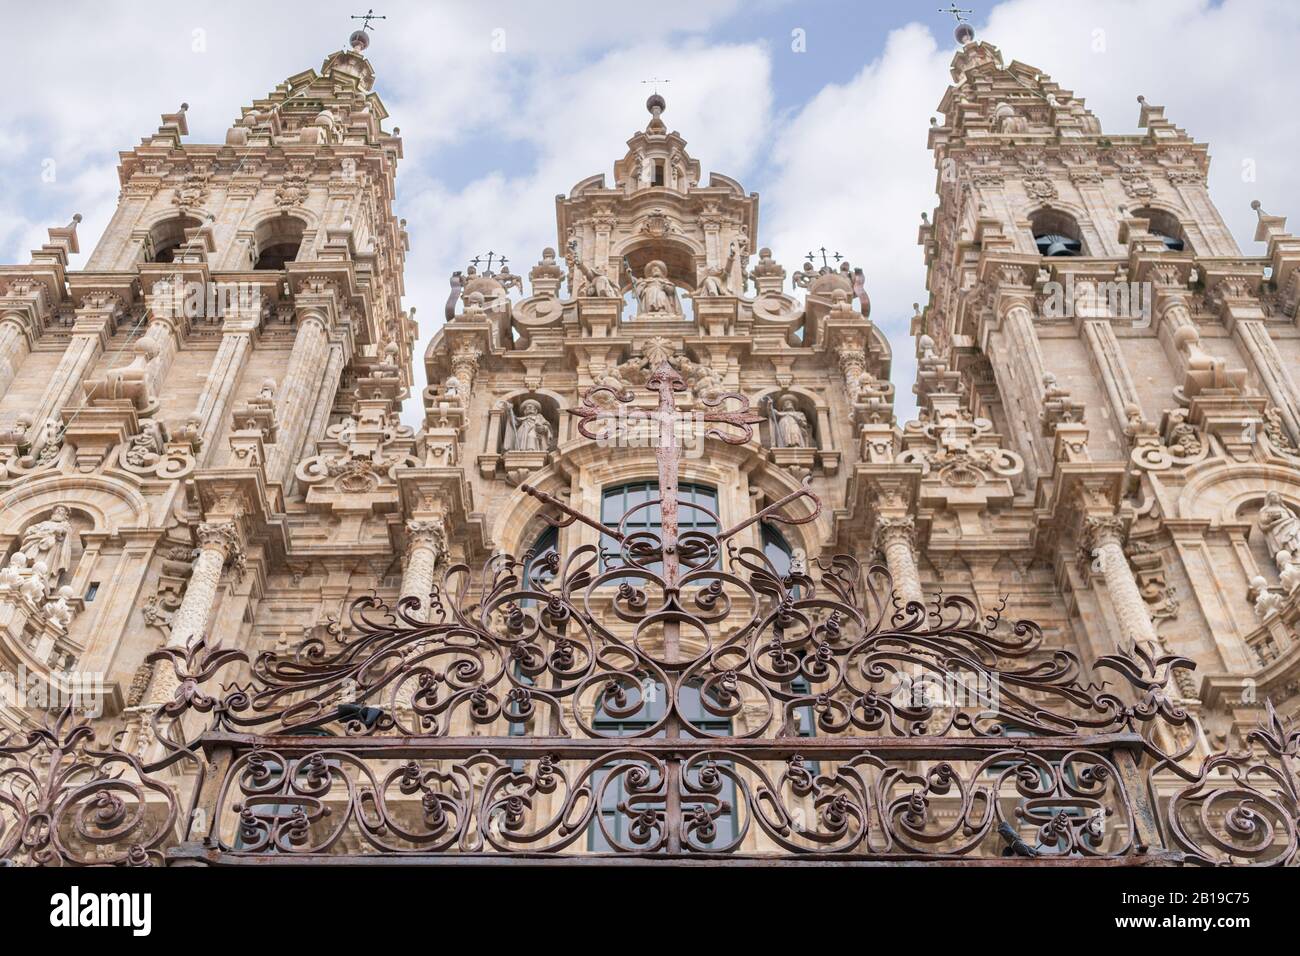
left=195, top=731, right=1145, bottom=760
left=166, top=842, right=1184, bottom=867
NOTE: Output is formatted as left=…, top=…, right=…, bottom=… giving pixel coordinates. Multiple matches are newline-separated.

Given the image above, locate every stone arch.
left=0, top=473, right=149, bottom=540
left=1174, top=460, right=1300, bottom=525
left=614, top=234, right=704, bottom=298
left=143, top=213, right=203, bottom=263
left=1130, top=205, right=1192, bottom=253
left=250, top=211, right=309, bottom=270
left=1025, top=205, right=1089, bottom=256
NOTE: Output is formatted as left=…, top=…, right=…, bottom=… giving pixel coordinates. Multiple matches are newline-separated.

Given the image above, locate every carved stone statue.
left=1259, top=492, right=1300, bottom=563
left=1252, top=575, right=1285, bottom=621
left=1276, top=549, right=1300, bottom=593
left=768, top=396, right=812, bottom=448
left=503, top=399, right=553, bottom=452
left=632, top=260, right=681, bottom=315
left=566, top=242, right=617, bottom=297
left=18, top=505, right=76, bottom=589
left=46, top=585, right=76, bottom=630
left=695, top=244, right=737, bottom=297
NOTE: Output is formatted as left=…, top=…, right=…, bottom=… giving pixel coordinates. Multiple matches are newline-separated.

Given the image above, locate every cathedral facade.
left=0, top=27, right=1297, bottom=865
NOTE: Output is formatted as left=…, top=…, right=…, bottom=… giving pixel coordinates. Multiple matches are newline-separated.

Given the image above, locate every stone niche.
left=479, top=393, right=561, bottom=485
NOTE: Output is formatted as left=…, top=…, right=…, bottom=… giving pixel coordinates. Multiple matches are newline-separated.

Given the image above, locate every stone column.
left=28, top=298, right=117, bottom=437
left=267, top=311, right=331, bottom=485
left=399, top=517, right=447, bottom=621
left=301, top=341, right=347, bottom=458
left=193, top=328, right=253, bottom=463
left=999, top=296, right=1050, bottom=479
left=875, top=516, right=923, bottom=608
left=1084, top=516, right=1158, bottom=652
left=168, top=521, right=241, bottom=649
left=1235, top=319, right=1300, bottom=445
left=0, top=313, right=31, bottom=397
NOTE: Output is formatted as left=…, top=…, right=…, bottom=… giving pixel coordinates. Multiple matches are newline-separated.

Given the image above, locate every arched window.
left=1029, top=209, right=1084, bottom=257
left=599, top=480, right=718, bottom=573
left=1132, top=207, right=1188, bottom=252
left=253, top=215, right=305, bottom=270
left=147, top=216, right=201, bottom=263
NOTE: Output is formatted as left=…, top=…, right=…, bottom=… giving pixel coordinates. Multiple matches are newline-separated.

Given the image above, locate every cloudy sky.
left=4, top=0, right=1296, bottom=424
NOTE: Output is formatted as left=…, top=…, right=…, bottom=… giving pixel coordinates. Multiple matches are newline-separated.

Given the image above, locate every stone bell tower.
left=917, top=21, right=1300, bottom=747
left=0, top=29, right=414, bottom=735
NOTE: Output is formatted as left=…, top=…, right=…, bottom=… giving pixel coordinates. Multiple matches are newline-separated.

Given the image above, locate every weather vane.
left=351, top=8, right=386, bottom=32
left=939, top=4, right=974, bottom=22
left=641, top=77, right=671, bottom=94
left=806, top=246, right=842, bottom=270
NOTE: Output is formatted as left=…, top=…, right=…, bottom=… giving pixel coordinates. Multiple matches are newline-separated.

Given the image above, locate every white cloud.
left=762, top=24, right=951, bottom=421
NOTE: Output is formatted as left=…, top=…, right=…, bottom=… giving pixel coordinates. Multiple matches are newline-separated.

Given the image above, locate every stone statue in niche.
left=631, top=260, right=682, bottom=315
left=1259, top=492, right=1300, bottom=566
left=18, top=505, right=77, bottom=589
left=767, top=396, right=812, bottom=448
left=502, top=399, right=553, bottom=452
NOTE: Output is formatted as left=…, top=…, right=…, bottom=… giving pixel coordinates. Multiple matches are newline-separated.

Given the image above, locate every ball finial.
left=954, top=22, right=975, bottom=44
left=350, top=29, right=370, bottom=52
left=646, top=93, right=666, bottom=116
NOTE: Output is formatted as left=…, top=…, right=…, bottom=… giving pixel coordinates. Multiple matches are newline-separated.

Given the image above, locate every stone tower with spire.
left=0, top=31, right=413, bottom=744
left=915, top=22, right=1300, bottom=748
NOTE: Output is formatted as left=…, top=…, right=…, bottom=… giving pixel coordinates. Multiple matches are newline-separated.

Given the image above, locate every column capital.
left=1081, top=514, right=1126, bottom=553
left=195, top=521, right=243, bottom=561
left=406, top=516, right=448, bottom=553
left=873, top=514, right=917, bottom=552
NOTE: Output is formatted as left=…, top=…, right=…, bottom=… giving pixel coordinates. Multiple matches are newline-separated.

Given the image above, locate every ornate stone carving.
left=17, top=505, right=76, bottom=591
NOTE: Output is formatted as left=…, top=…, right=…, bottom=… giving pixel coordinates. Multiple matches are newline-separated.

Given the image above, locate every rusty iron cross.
left=519, top=359, right=824, bottom=593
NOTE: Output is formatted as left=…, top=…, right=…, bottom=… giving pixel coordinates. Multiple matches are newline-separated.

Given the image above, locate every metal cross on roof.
left=640, top=77, right=672, bottom=93
left=468, top=251, right=507, bottom=274
left=351, top=8, right=386, bottom=32
left=938, top=4, right=974, bottom=22
left=806, top=247, right=843, bottom=269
